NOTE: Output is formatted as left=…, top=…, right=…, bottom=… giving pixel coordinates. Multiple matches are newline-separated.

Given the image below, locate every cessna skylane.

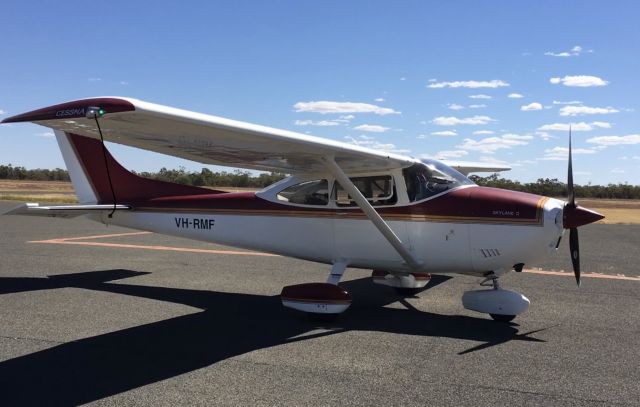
left=1, top=97, right=604, bottom=322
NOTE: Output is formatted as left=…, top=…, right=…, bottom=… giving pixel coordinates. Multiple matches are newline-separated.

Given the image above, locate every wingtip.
left=0, top=97, right=136, bottom=124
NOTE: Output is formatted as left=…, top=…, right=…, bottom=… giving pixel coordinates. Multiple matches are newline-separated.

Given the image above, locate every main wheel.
left=490, top=313, right=516, bottom=323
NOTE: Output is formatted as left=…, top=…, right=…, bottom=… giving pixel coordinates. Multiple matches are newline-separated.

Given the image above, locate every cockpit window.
left=277, top=179, right=329, bottom=206
left=333, top=175, right=397, bottom=207
left=403, top=161, right=474, bottom=202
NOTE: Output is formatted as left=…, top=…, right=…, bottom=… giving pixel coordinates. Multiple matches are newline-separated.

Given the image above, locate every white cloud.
left=353, top=124, right=390, bottom=133
left=430, top=130, right=458, bottom=137
left=417, top=134, right=427, bottom=139
left=553, top=100, right=582, bottom=105
left=457, top=134, right=533, bottom=154
left=544, top=45, right=585, bottom=57
left=507, top=93, right=524, bottom=99
left=549, top=75, right=608, bottom=87
left=447, top=103, right=465, bottom=110
left=374, top=98, right=385, bottom=102
left=427, top=79, right=509, bottom=89
left=36, top=132, right=54, bottom=138
left=431, top=115, right=494, bottom=126
left=339, top=115, right=354, bottom=121
left=294, top=119, right=341, bottom=127
left=469, top=104, right=486, bottom=109
left=586, top=134, right=640, bottom=146
left=293, top=101, right=400, bottom=115
left=473, top=130, right=494, bottom=135
left=559, top=105, right=619, bottom=116
left=521, top=102, right=542, bottom=111
left=0, top=109, right=5, bottom=115
left=430, top=150, right=469, bottom=159
left=469, top=94, right=492, bottom=99
left=537, top=121, right=611, bottom=132
left=538, top=146, right=597, bottom=161
left=120, top=81, right=129, bottom=85
left=611, top=168, right=625, bottom=174
left=479, top=156, right=510, bottom=165
left=88, top=77, right=102, bottom=82
left=537, top=132, right=555, bottom=141
left=400, top=77, right=407, bottom=81
left=345, top=135, right=410, bottom=153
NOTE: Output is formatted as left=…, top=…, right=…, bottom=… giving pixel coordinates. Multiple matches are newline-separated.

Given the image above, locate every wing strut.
left=322, top=156, right=423, bottom=270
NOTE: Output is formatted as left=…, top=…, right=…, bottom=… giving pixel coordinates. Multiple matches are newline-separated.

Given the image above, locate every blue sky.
left=1, top=1, right=638, bottom=185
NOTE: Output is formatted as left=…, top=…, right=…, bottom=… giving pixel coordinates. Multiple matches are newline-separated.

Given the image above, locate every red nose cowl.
left=563, top=205, right=605, bottom=228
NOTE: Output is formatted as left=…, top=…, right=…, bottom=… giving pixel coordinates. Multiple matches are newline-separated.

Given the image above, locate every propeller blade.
left=567, top=127, right=575, bottom=208
left=569, top=227, right=580, bottom=286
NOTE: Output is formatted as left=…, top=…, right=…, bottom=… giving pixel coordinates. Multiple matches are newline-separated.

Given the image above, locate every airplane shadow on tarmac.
left=0, top=270, right=546, bottom=405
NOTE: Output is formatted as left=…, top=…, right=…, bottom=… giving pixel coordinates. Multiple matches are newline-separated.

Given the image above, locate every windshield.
left=403, top=160, right=475, bottom=202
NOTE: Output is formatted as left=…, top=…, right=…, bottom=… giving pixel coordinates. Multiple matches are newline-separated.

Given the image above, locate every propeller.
left=566, top=128, right=581, bottom=286
left=562, top=128, right=605, bottom=285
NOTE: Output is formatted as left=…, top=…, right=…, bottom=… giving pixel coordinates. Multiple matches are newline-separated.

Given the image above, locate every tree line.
left=0, top=164, right=286, bottom=189
left=469, top=174, right=640, bottom=199
left=136, top=167, right=287, bottom=189
left=0, top=164, right=70, bottom=181
left=1, top=163, right=639, bottom=198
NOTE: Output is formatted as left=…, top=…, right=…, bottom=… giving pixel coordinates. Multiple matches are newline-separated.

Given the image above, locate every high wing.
left=2, top=97, right=418, bottom=174
left=439, top=160, right=511, bottom=175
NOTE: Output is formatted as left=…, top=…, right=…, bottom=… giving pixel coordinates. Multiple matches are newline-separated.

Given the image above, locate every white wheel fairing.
left=462, top=289, right=530, bottom=316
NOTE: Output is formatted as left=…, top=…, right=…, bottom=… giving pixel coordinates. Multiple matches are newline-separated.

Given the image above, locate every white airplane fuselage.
left=89, top=182, right=567, bottom=278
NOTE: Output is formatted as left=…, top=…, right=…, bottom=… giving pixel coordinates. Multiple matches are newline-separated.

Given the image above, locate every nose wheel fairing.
left=462, top=273, right=530, bottom=321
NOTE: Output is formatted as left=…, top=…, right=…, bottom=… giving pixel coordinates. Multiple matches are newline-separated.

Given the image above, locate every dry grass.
left=0, top=180, right=77, bottom=203
left=571, top=198, right=640, bottom=224
left=1, top=180, right=638, bottom=224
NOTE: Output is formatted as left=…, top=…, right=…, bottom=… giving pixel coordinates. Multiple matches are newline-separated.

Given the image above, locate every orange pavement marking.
left=524, top=268, right=640, bottom=281
left=33, top=231, right=152, bottom=242
left=29, top=232, right=279, bottom=257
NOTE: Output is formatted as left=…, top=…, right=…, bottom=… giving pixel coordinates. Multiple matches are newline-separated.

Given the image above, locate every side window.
left=277, top=179, right=329, bottom=206
left=333, top=175, right=397, bottom=207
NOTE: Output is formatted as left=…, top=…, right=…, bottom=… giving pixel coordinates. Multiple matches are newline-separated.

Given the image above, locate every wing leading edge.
left=1, top=97, right=418, bottom=174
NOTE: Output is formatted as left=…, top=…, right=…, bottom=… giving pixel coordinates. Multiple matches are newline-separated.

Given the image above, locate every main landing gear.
left=280, top=262, right=352, bottom=316
left=462, top=272, right=530, bottom=322
left=280, top=265, right=434, bottom=317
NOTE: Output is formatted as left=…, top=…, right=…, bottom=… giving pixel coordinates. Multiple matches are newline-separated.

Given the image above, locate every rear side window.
left=277, top=179, right=329, bottom=206
left=333, top=175, right=397, bottom=207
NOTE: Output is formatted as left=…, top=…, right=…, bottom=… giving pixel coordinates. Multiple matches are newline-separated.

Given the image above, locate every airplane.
left=1, top=97, right=604, bottom=322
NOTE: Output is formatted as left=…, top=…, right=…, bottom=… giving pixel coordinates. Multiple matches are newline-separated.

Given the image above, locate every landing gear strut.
left=462, top=272, right=530, bottom=323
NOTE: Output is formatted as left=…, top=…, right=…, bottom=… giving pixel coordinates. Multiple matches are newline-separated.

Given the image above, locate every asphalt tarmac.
left=0, top=201, right=638, bottom=406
